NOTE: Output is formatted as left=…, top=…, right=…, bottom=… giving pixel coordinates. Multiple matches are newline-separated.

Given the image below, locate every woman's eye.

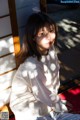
left=38, top=32, right=43, bottom=36
left=41, top=32, right=44, bottom=36
left=50, top=29, right=54, bottom=33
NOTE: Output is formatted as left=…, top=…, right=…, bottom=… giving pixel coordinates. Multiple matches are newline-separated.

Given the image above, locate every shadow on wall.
left=48, top=7, right=80, bottom=82
left=57, top=18, right=80, bottom=81
left=57, top=18, right=80, bottom=51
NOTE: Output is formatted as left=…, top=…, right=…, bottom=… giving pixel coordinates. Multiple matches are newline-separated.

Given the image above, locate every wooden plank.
left=0, top=0, right=9, bottom=17
left=0, top=70, right=16, bottom=91
left=0, top=54, right=16, bottom=75
left=40, top=0, right=47, bottom=12
left=0, top=16, right=12, bottom=37
left=8, top=0, right=20, bottom=56
left=0, top=36, right=14, bottom=57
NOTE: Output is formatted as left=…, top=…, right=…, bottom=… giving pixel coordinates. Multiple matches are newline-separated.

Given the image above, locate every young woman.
left=10, top=12, right=80, bottom=120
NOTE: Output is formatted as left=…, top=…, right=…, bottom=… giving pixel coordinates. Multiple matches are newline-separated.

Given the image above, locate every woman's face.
left=35, top=26, right=56, bottom=54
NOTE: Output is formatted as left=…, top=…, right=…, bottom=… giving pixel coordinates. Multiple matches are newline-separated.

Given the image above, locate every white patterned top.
left=10, top=46, right=68, bottom=120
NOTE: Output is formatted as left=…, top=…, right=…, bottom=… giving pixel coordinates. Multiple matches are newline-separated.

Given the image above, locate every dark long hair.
left=17, top=12, right=57, bottom=68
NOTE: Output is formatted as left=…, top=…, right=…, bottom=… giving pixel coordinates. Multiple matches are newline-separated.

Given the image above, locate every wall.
left=0, top=0, right=19, bottom=111
left=15, top=0, right=40, bottom=43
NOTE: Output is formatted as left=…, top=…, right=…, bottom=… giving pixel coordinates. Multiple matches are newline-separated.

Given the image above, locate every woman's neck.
left=37, top=46, right=49, bottom=55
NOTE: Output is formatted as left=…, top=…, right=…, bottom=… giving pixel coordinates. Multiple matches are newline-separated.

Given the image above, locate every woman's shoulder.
left=23, top=56, right=38, bottom=71
left=13, top=57, right=38, bottom=79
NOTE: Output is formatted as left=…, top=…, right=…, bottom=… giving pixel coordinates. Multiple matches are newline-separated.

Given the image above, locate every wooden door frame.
left=8, top=0, right=20, bottom=57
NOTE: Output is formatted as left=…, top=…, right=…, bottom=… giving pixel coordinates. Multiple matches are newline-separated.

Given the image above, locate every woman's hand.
left=66, top=101, right=73, bottom=112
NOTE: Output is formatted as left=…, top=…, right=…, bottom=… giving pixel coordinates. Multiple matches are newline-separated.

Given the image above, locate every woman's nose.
left=47, top=33, right=51, bottom=40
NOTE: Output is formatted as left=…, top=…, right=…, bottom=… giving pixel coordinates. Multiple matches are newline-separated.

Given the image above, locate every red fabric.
left=9, top=118, right=15, bottom=120
left=59, top=86, right=80, bottom=113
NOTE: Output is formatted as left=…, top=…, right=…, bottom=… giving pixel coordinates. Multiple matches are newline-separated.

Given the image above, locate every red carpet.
left=59, top=86, right=80, bottom=113
left=9, top=86, right=80, bottom=120
left=9, top=118, right=15, bottom=120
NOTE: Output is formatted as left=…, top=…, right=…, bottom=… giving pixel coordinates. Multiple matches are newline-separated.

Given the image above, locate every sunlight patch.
left=32, top=86, right=38, bottom=95
left=22, top=70, right=27, bottom=77
left=50, top=64, right=56, bottom=71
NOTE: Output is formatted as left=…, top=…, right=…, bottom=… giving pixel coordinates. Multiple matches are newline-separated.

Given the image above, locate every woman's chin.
left=46, top=44, right=52, bottom=49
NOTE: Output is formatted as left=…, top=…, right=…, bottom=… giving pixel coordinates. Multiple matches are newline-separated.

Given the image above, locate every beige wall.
left=0, top=0, right=17, bottom=110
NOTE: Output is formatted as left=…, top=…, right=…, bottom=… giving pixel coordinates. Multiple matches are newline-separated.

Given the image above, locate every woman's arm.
left=10, top=66, right=35, bottom=120
left=30, top=65, right=68, bottom=113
